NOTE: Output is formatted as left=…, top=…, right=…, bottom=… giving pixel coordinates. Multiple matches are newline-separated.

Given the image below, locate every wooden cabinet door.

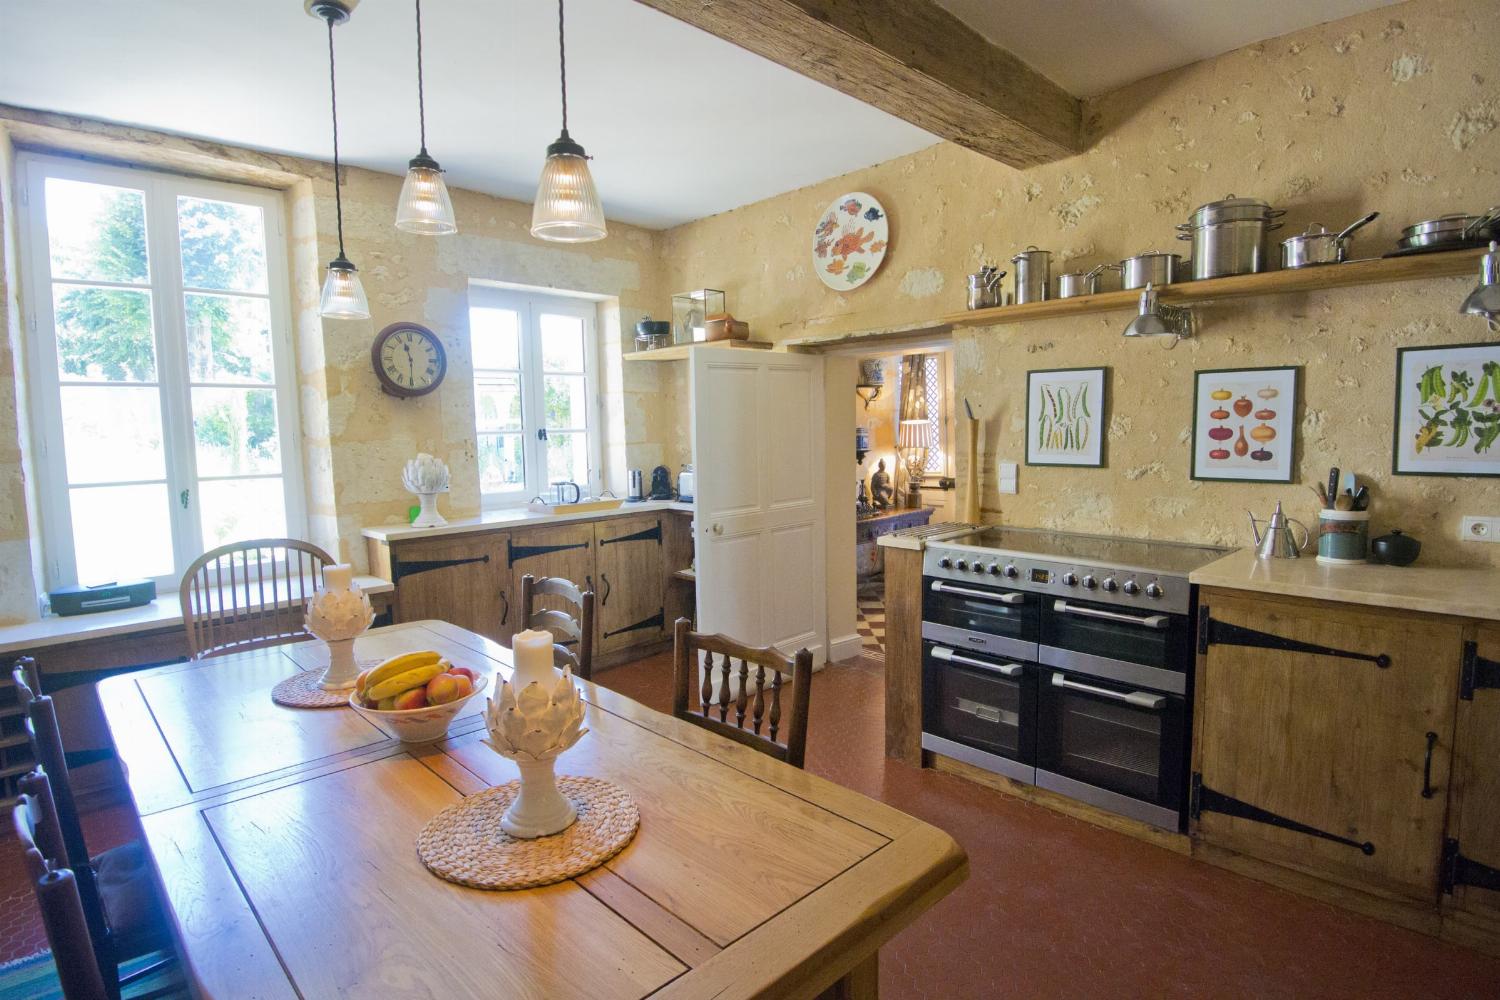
left=390, top=532, right=510, bottom=643
left=508, top=522, right=597, bottom=646
left=1193, top=589, right=1462, bottom=902
left=1445, top=623, right=1500, bottom=929
left=593, top=514, right=667, bottom=655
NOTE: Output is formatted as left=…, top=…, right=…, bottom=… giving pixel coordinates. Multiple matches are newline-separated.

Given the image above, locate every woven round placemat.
left=417, top=776, right=639, bottom=890
left=271, top=669, right=355, bottom=709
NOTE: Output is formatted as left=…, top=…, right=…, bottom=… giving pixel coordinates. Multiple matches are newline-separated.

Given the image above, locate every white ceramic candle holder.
left=402, top=453, right=450, bottom=528
left=482, top=629, right=588, bottom=839
left=304, top=564, right=374, bottom=691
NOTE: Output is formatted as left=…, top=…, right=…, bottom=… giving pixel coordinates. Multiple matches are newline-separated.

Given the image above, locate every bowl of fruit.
left=348, top=650, right=488, bottom=743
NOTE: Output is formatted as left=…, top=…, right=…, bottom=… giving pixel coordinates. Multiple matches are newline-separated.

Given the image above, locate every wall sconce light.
left=856, top=358, right=884, bottom=409
left=1460, top=242, right=1500, bottom=332
left=1123, top=283, right=1194, bottom=349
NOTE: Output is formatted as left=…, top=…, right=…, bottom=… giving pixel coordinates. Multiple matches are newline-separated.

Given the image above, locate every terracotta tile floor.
left=594, top=651, right=1500, bottom=1000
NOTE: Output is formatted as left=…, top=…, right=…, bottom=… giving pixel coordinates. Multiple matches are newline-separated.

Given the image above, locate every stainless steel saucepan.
left=1397, top=208, right=1500, bottom=250
left=1281, top=211, right=1380, bottom=268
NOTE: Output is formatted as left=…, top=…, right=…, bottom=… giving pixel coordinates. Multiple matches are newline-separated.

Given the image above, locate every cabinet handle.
left=600, top=572, right=611, bottom=607
left=499, top=591, right=509, bottom=628
left=1422, top=730, right=1438, bottom=799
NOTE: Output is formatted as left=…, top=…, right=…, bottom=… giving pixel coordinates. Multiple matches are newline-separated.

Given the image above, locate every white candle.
left=322, top=564, right=354, bottom=592
left=511, top=629, right=558, bottom=690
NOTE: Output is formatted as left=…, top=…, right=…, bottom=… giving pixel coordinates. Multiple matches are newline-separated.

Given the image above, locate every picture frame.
left=1393, top=341, right=1500, bottom=477
left=1191, top=366, right=1299, bottom=483
left=1025, top=367, right=1107, bottom=467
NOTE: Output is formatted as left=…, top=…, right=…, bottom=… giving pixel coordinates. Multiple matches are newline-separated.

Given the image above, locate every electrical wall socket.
left=1460, top=516, right=1499, bottom=542
left=998, top=461, right=1018, bottom=495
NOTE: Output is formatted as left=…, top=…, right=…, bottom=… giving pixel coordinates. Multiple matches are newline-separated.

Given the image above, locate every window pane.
left=471, top=306, right=520, bottom=370
left=544, top=374, right=588, bottom=430
left=70, top=483, right=174, bottom=584
left=186, top=293, right=274, bottom=383
left=474, top=374, right=523, bottom=433
left=478, top=434, right=525, bottom=494
left=53, top=285, right=156, bottom=382
left=60, top=386, right=166, bottom=484
left=177, top=196, right=269, bottom=294
left=198, top=477, right=287, bottom=550
left=45, top=178, right=148, bottom=284
left=545, top=431, right=588, bottom=485
left=192, top=387, right=282, bottom=477
left=539, top=313, right=585, bottom=372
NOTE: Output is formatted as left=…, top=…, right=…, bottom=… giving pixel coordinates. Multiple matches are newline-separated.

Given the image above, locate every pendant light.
left=530, top=0, right=606, bottom=243
left=1122, top=283, right=1193, bottom=349
left=395, top=0, right=456, bottom=234
left=313, top=0, right=370, bottom=320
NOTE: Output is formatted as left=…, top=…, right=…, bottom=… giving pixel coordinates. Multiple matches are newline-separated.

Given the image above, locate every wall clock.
left=372, top=322, right=447, bottom=398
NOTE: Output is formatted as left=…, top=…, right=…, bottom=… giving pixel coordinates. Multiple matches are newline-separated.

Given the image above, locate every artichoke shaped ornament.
left=483, top=668, right=588, bottom=762
left=304, top=586, right=374, bottom=643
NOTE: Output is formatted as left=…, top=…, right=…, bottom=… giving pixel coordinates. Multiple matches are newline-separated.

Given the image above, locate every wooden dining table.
left=96, top=620, right=966, bottom=999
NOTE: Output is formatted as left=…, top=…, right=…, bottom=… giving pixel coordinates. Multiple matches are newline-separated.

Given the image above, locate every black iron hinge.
left=1442, top=838, right=1500, bottom=894
left=390, top=554, right=489, bottom=585
left=1190, top=773, right=1375, bottom=856
left=1197, top=609, right=1389, bottom=669
left=508, top=538, right=590, bottom=568
left=1460, top=641, right=1500, bottom=701
left=598, top=520, right=663, bottom=548
left=603, top=608, right=666, bottom=640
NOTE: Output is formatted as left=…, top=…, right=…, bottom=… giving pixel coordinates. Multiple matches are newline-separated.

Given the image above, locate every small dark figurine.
left=856, top=478, right=873, bottom=517
left=870, top=459, right=894, bottom=510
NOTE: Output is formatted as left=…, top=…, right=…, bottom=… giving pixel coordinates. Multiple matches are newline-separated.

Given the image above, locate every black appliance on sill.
left=920, top=527, right=1228, bottom=831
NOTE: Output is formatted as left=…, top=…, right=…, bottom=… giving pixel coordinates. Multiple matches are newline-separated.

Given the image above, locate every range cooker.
left=920, top=526, right=1230, bottom=830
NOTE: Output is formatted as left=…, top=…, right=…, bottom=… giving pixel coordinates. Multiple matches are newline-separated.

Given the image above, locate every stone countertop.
left=362, top=500, right=694, bottom=544
left=0, top=575, right=394, bottom=655
left=1190, top=548, right=1500, bottom=622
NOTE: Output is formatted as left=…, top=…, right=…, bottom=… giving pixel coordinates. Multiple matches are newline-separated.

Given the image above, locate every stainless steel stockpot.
left=1011, top=246, right=1052, bottom=304
left=1177, top=195, right=1285, bottom=279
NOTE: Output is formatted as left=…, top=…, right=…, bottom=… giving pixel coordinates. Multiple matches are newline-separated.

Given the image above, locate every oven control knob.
left=937, top=557, right=952, bottom=569
left=954, top=559, right=968, bottom=571
left=1003, top=564, right=1019, bottom=579
left=1061, top=572, right=1078, bottom=586
left=1145, top=581, right=1164, bottom=599
left=1081, top=574, right=1098, bottom=590
left=1101, top=577, right=1119, bottom=593
left=973, top=562, right=988, bottom=574
left=988, top=563, right=1003, bottom=576
left=1122, top=579, right=1140, bottom=596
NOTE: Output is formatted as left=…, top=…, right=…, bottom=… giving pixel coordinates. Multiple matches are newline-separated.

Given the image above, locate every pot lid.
left=1010, top=245, right=1050, bottom=261
left=1122, top=249, right=1180, bottom=260
left=1284, top=223, right=1333, bottom=242
left=1188, top=194, right=1280, bottom=225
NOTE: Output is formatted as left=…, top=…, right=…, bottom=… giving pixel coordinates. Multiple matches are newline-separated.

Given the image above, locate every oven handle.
left=931, top=646, right=1025, bottom=678
left=1052, top=599, right=1169, bottom=629
left=1051, top=672, right=1166, bottom=710
left=931, top=580, right=1025, bottom=605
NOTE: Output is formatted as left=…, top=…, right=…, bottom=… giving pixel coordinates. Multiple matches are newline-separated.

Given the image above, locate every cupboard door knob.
left=1421, top=731, right=1438, bottom=799
left=711, top=523, right=723, bottom=535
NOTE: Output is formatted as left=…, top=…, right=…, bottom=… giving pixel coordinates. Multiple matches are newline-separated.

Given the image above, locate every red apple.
left=393, top=687, right=428, bottom=711
left=448, top=666, right=478, bottom=685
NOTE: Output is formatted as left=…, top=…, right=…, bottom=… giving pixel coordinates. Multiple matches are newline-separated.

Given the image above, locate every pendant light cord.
left=557, top=0, right=569, bottom=136
left=415, top=0, right=428, bottom=154
left=326, top=16, right=347, bottom=258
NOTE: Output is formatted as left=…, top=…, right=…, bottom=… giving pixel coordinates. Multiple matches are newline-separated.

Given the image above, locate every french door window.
left=19, top=155, right=303, bottom=590
left=468, top=286, right=600, bottom=507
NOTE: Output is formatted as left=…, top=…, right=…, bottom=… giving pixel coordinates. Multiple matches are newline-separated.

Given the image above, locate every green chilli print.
left=1038, top=380, right=1091, bottom=453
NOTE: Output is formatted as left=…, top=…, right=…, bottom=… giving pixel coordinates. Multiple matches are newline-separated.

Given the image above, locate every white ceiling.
left=0, top=0, right=939, bottom=229
left=935, top=0, right=1406, bottom=97
left=1, top=1, right=1408, bottom=229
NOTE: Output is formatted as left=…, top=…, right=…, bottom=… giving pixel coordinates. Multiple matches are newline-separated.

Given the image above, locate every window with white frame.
left=467, top=286, right=600, bottom=507
left=19, top=155, right=303, bottom=590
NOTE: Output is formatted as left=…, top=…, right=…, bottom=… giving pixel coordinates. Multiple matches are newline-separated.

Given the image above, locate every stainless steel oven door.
left=1035, top=667, right=1187, bottom=830
left=921, top=642, right=1036, bottom=784
left=1038, top=597, right=1192, bottom=694
left=922, top=577, right=1040, bottom=662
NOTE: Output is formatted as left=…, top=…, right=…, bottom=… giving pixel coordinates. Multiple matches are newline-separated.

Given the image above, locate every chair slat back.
left=15, top=681, right=90, bottom=874
left=671, top=618, right=813, bottom=768
left=519, top=574, right=595, bottom=679
left=13, top=771, right=111, bottom=1000
left=179, top=538, right=335, bottom=659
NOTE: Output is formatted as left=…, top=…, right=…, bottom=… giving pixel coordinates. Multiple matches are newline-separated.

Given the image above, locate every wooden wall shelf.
left=623, top=340, right=772, bottom=363
left=941, top=247, right=1486, bottom=329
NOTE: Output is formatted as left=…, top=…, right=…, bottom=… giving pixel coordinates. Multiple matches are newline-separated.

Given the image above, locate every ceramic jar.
left=1317, top=509, right=1369, bottom=565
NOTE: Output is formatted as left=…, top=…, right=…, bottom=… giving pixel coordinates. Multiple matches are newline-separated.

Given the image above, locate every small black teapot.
left=1371, top=529, right=1421, bottom=566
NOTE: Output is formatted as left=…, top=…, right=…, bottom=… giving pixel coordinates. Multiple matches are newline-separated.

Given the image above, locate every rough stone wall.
left=660, top=0, right=1500, bottom=565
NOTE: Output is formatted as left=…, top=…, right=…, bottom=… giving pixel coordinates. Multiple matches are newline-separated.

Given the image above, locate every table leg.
left=822, top=950, right=879, bottom=999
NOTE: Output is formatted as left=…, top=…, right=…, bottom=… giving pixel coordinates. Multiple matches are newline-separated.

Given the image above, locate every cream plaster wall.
left=661, top=0, right=1500, bottom=566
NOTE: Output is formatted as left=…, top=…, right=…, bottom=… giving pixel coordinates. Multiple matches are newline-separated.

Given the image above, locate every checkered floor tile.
left=856, top=594, right=885, bottom=658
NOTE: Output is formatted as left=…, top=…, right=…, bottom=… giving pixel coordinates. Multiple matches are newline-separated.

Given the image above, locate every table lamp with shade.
left=899, top=419, right=930, bottom=509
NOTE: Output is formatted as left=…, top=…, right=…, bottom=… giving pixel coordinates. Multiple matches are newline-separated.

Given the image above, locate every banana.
left=366, top=661, right=448, bottom=702
left=364, top=650, right=441, bottom=689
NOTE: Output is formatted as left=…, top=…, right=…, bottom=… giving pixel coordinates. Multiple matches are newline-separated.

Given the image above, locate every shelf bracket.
left=1190, top=773, right=1375, bottom=856
left=1198, top=609, right=1390, bottom=668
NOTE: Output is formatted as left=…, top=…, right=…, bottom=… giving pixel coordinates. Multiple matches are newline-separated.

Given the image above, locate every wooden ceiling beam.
left=633, top=0, right=1083, bottom=168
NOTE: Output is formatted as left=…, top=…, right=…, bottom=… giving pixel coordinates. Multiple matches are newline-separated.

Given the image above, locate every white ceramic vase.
left=412, top=492, right=447, bottom=528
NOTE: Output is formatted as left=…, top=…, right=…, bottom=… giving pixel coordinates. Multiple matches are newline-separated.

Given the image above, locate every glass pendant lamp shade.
left=396, top=153, right=457, bottom=234
left=531, top=134, right=606, bottom=242
left=320, top=257, right=370, bottom=319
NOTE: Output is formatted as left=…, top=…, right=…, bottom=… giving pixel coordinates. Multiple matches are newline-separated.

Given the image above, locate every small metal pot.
left=1056, top=263, right=1123, bottom=299
left=1398, top=209, right=1500, bottom=249
left=1011, top=246, right=1051, bottom=304
left=966, top=266, right=1006, bottom=310
left=1120, top=251, right=1187, bottom=290
left=1282, top=212, right=1380, bottom=269
left=1177, top=195, right=1285, bottom=279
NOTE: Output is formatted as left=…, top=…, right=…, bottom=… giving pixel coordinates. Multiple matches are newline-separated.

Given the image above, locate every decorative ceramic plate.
left=813, top=192, right=889, bottom=290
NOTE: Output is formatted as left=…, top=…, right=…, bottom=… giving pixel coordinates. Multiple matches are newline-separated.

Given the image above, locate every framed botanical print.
left=1393, top=341, right=1500, bottom=477
left=1025, top=367, right=1107, bottom=467
left=1191, top=366, right=1298, bottom=483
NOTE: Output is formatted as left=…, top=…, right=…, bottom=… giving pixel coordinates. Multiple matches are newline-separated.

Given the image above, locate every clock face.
left=373, top=323, right=447, bottom=397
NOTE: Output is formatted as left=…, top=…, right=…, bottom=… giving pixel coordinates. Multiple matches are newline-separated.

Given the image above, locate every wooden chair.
left=518, top=574, right=596, bottom=680
left=11, top=659, right=175, bottom=998
left=671, top=618, right=813, bottom=769
left=179, top=538, right=335, bottom=659
left=14, top=769, right=111, bottom=1000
